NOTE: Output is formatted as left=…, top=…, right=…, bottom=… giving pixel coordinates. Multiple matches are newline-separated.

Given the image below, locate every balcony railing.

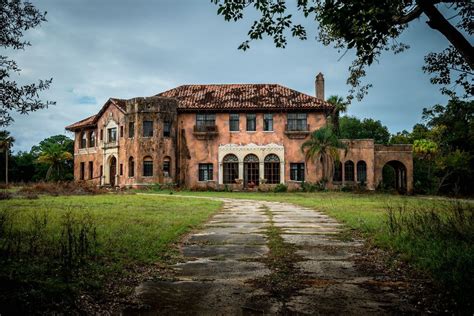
left=193, top=125, right=218, bottom=139
left=284, top=124, right=310, bottom=139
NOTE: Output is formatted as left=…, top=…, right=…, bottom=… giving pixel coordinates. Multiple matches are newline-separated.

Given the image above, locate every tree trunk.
left=418, top=0, right=474, bottom=69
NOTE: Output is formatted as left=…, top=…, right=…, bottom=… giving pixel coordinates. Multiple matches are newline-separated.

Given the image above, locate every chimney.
left=315, top=72, right=325, bottom=100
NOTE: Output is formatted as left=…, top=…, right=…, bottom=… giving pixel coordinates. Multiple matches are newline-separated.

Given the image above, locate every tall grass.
left=385, top=202, right=474, bottom=311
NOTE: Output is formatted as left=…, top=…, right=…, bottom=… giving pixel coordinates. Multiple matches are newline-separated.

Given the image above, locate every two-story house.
left=66, top=73, right=413, bottom=193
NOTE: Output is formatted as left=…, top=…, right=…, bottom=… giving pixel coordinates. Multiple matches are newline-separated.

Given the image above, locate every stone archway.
left=382, top=160, right=408, bottom=193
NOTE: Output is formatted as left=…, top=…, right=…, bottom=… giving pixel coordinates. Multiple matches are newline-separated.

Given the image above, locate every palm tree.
left=327, top=95, right=348, bottom=135
left=301, top=126, right=346, bottom=184
left=0, top=131, right=15, bottom=185
left=37, top=143, right=73, bottom=180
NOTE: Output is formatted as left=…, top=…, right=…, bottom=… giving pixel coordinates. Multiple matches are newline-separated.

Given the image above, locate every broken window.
left=143, top=120, right=153, bottom=137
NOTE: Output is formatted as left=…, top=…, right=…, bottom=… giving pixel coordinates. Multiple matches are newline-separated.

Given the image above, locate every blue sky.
left=8, top=0, right=453, bottom=152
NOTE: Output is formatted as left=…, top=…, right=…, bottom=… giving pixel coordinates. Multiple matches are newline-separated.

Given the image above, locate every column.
left=259, top=162, right=264, bottom=184
left=238, top=162, right=244, bottom=180
left=280, top=161, right=285, bottom=184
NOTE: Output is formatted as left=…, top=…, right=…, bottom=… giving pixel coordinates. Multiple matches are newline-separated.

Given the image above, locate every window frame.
left=88, top=131, right=95, bottom=147
left=143, top=120, right=154, bottom=137
left=88, top=161, right=93, bottom=179
left=143, top=157, right=153, bottom=177
left=287, top=113, right=308, bottom=131
left=333, top=161, right=343, bottom=182
left=246, top=113, right=256, bottom=132
left=264, top=154, right=280, bottom=184
left=80, top=132, right=87, bottom=149
left=357, top=161, right=367, bottom=183
left=196, top=113, right=216, bottom=129
left=229, top=113, right=240, bottom=132
left=263, top=113, right=274, bottom=132
left=344, top=160, right=355, bottom=182
left=163, top=157, right=171, bottom=177
left=223, top=154, right=239, bottom=184
left=290, top=163, right=305, bottom=182
left=163, top=120, right=171, bottom=137
left=198, top=163, right=214, bottom=181
left=128, top=121, right=135, bottom=138
left=107, top=127, right=117, bottom=143
left=128, top=157, right=135, bottom=177
left=80, top=162, right=85, bottom=180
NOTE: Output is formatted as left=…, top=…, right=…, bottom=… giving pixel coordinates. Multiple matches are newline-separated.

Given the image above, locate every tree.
left=212, top=0, right=473, bottom=100
left=0, top=130, right=14, bottom=184
left=326, top=95, right=348, bottom=135
left=33, top=135, right=73, bottom=181
left=339, top=116, right=391, bottom=144
left=1, top=0, right=55, bottom=126
left=301, top=125, right=346, bottom=183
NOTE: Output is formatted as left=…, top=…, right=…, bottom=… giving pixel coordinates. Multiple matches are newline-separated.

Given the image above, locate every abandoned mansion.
left=66, top=74, right=413, bottom=193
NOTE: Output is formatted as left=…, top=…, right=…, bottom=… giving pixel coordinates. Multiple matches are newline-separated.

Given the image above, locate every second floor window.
left=229, top=113, right=239, bottom=131
left=246, top=113, right=256, bottom=131
left=196, top=113, right=215, bottom=130
left=80, top=132, right=87, bottom=148
left=263, top=113, right=273, bottom=131
left=163, top=121, right=171, bottom=137
left=287, top=113, right=307, bottom=131
left=107, top=127, right=117, bottom=143
left=143, top=120, right=153, bottom=137
left=88, top=131, right=95, bottom=147
left=129, top=121, right=135, bottom=138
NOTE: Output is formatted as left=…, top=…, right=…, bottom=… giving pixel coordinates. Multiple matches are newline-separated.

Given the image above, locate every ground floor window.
left=80, top=162, right=85, bottom=180
left=163, top=157, right=171, bottom=177
left=357, top=160, right=367, bottom=183
left=264, top=154, right=280, bottom=184
left=344, top=160, right=354, bottom=181
left=128, top=157, right=134, bottom=177
left=223, top=154, right=238, bottom=184
left=244, top=154, right=259, bottom=186
left=333, top=161, right=342, bottom=182
left=199, top=164, right=213, bottom=181
left=120, top=163, right=123, bottom=176
left=290, top=163, right=304, bottom=181
left=143, top=157, right=153, bottom=177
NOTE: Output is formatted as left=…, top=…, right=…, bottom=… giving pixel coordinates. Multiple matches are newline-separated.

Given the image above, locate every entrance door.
left=243, top=154, right=259, bottom=187
left=109, top=156, right=117, bottom=186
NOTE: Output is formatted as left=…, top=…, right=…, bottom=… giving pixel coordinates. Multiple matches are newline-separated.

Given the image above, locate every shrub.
left=273, top=183, right=288, bottom=193
left=18, top=181, right=106, bottom=197
left=0, top=191, right=11, bottom=200
left=300, top=181, right=326, bottom=192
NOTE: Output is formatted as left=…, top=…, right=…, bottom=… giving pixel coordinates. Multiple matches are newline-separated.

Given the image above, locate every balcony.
left=284, top=124, right=310, bottom=139
left=193, top=125, right=218, bottom=140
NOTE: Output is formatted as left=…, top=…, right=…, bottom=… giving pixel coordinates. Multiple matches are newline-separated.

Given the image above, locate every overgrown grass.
left=0, top=194, right=221, bottom=314
left=146, top=190, right=473, bottom=311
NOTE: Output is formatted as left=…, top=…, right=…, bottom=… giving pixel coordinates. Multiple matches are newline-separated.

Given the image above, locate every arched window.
left=163, top=156, right=171, bottom=177
left=143, top=156, right=153, bottom=177
left=344, top=160, right=355, bottom=182
left=80, top=131, right=87, bottom=148
left=264, top=154, right=280, bottom=184
left=128, top=157, right=135, bottom=177
left=357, top=161, right=367, bottom=183
left=89, top=131, right=95, bottom=147
left=223, top=154, right=238, bottom=184
left=333, top=161, right=342, bottom=182
left=244, top=154, right=259, bottom=186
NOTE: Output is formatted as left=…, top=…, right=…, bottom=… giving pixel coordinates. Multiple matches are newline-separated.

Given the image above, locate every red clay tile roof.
left=65, top=114, right=97, bottom=131
left=157, top=84, right=333, bottom=111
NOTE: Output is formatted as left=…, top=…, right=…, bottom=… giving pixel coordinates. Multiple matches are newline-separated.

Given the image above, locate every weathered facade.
left=66, top=74, right=413, bottom=193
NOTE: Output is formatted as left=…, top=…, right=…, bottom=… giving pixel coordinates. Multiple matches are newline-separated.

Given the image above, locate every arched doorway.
left=382, top=160, right=407, bottom=193
left=109, top=156, right=117, bottom=186
left=244, top=154, right=259, bottom=187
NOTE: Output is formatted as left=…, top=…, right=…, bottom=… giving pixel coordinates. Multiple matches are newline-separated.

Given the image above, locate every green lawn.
left=0, top=193, right=222, bottom=313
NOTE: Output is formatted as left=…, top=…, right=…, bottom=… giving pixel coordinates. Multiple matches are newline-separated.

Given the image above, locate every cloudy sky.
left=8, top=0, right=452, bottom=152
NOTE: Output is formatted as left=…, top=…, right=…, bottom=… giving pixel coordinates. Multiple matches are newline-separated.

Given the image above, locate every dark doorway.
left=109, top=156, right=117, bottom=187
left=382, top=160, right=407, bottom=193
left=244, top=154, right=259, bottom=187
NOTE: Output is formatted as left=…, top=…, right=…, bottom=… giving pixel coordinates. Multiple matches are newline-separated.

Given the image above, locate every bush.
left=0, top=191, right=11, bottom=200
left=385, top=202, right=474, bottom=312
left=300, top=181, right=326, bottom=192
left=18, top=181, right=106, bottom=197
left=273, top=183, right=288, bottom=193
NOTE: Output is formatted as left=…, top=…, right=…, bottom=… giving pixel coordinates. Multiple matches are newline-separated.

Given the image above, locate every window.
left=100, top=129, right=103, bottom=141
left=263, top=114, right=273, bottom=131
left=120, top=126, right=124, bottom=138
left=107, top=127, right=117, bottom=143
left=88, top=161, right=93, bottom=179
left=344, top=160, right=355, bottom=181
left=229, top=113, right=239, bottom=131
left=357, top=161, right=367, bottom=183
left=129, top=121, right=135, bottom=138
left=143, top=120, right=153, bottom=137
left=128, top=157, right=135, bottom=177
left=163, top=157, right=171, bottom=177
left=120, top=163, right=123, bottom=176
left=80, top=132, right=87, bottom=148
left=246, top=114, right=256, bottom=131
left=88, top=131, right=95, bottom=147
left=100, top=165, right=103, bottom=177
left=244, top=154, right=259, bottom=185
left=264, top=154, right=280, bottom=184
left=333, top=161, right=342, bottom=182
left=223, top=154, right=238, bottom=184
left=290, top=163, right=305, bottom=181
left=80, top=162, right=85, bottom=180
left=196, top=113, right=216, bottom=130
left=143, top=157, right=153, bottom=177
left=163, top=121, right=171, bottom=137
left=287, top=113, right=307, bottom=131
left=199, top=164, right=213, bottom=181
